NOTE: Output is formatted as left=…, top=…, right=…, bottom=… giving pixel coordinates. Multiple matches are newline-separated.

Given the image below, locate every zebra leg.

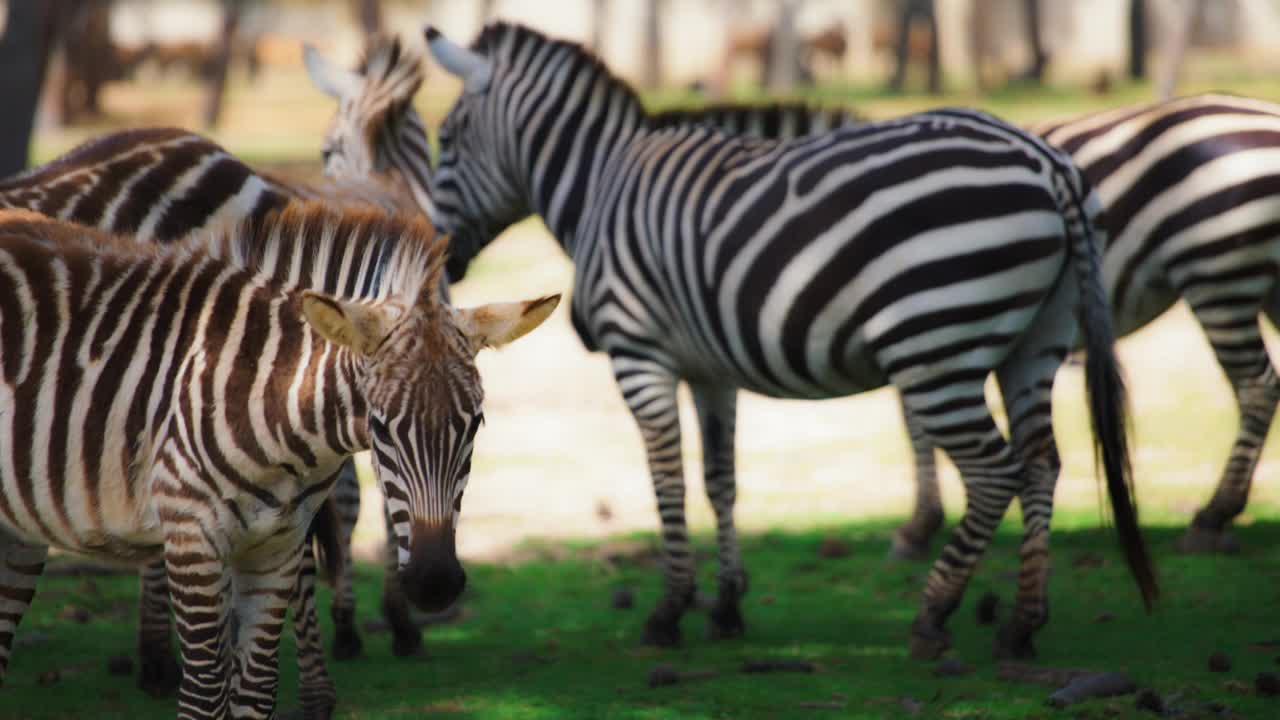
left=890, top=394, right=945, bottom=561
left=292, top=536, right=336, bottom=720
left=381, top=500, right=422, bottom=657
left=901, top=380, right=1023, bottom=661
left=228, top=547, right=303, bottom=720
left=613, top=361, right=694, bottom=648
left=691, top=383, right=747, bottom=641
left=992, top=329, right=1068, bottom=660
left=136, top=557, right=183, bottom=698
left=328, top=460, right=363, bottom=660
left=0, top=530, right=48, bottom=687
left=165, top=542, right=232, bottom=720
left=1178, top=309, right=1279, bottom=554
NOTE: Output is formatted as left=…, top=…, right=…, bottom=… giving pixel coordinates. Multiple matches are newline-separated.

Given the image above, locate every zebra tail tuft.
left=309, top=497, right=344, bottom=586
left=1063, top=171, right=1159, bottom=612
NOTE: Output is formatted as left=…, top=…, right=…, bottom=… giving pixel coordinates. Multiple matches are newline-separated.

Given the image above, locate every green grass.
left=6, top=514, right=1280, bottom=719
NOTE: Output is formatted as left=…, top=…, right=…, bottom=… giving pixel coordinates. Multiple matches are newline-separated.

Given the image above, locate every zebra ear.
left=456, top=294, right=560, bottom=353
left=301, top=291, right=391, bottom=356
left=303, top=43, right=363, bottom=99
left=424, top=26, right=491, bottom=94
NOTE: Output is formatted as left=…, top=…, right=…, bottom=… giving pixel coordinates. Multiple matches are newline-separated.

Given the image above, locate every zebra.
left=0, top=123, right=414, bottom=712
left=0, top=202, right=557, bottom=719
left=889, top=93, right=1280, bottom=560
left=421, top=22, right=1158, bottom=659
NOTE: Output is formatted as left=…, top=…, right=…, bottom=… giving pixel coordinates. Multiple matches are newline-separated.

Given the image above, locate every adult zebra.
left=0, top=125, right=409, bottom=711
left=0, top=202, right=558, bottom=719
left=421, top=22, right=1157, bottom=658
left=891, top=94, right=1280, bottom=560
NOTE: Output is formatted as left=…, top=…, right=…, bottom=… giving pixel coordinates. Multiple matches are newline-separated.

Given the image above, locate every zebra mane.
left=648, top=102, right=860, bottom=137
left=354, top=34, right=424, bottom=112
left=206, top=201, right=446, bottom=304
left=473, top=21, right=644, bottom=112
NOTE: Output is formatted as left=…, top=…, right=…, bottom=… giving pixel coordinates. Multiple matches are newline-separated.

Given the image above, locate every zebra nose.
left=399, top=521, right=466, bottom=612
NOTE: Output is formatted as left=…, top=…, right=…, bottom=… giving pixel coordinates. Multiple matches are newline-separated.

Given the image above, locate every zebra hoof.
left=888, top=531, right=932, bottom=562
left=391, top=629, right=424, bottom=658
left=331, top=626, right=364, bottom=661
left=908, top=621, right=951, bottom=661
left=707, top=600, right=746, bottom=641
left=993, top=622, right=1038, bottom=660
left=642, top=610, right=683, bottom=648
left=136, top=650, right=182, bottom=699
left=1175, top=525, right=1240, bottom=555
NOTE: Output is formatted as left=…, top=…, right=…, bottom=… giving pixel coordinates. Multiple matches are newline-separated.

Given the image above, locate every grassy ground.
left=5, top=514, right=1280, bottom=720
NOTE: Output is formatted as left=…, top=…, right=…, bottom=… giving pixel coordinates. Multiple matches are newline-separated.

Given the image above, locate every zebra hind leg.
left=991, top=327, right=1069, bottom=660
left=900, top=379, right=1023, bottom=661
left=0, top=530, right=49, bottom=687
left=381, top=501, right=423, bottom=657
left=329, top=460, right=363, bottom=660
left=293, top=534, right=337, bottom=720
left=136, top=557, right=183, bottom=698
left=691, top=384, right=748, bottom=640
left=889, top=393, right=945, bottom=561
left=1178, top=304, right=1280, bottom=554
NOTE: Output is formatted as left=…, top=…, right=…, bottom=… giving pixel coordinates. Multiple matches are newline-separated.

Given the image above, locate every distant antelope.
left=0, top=203, right=557, bottom=720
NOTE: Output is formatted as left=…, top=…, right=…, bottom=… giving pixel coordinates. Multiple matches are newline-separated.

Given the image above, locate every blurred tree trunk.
left=767, top=0, right=800, bottom=91
left=1157, top=0, right=1202, bottom=100
left=351, top=0, right=383, bottom=34
left=1128, top=0, right=1147, bottom=80
left=1019, top=0, right=1048, bottom=83
left=888, top=0, right=940, bottom=94
left=202, top=0, right=243, bottom=130
left=0, top=1, right=56, bottom=176
left=590, top=0, right=608, bottom=52
left=639, top=0, right=663, bottom=89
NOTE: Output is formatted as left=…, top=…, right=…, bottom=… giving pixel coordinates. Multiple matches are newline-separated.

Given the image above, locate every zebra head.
left=304, top=36, right=426, bottom=179
left=302, top=279, right=560, bottom=612
left=422, top=25, right=534, bottom=259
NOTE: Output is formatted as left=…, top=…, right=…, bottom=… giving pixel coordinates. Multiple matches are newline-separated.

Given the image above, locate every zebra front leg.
left=902, top=384, right=1021, bottom=661
left=165, top=541, right=232, bottom=720
left=890, top=394, right=945, bottom=561
left=381, top=501, right=422, bottom=657
left=228, top=547, right=303, bottom=720
left=292, top=537, right=336, bottom=720
left=137, top=557, right=183, bottom=698
left=613, top=361, right=694, bottom=647
left=1178, top=311, right=1280, bottom=554
left=328, top=460, right=363, bottom=660
left=0, top=530, right=48, bottom=686
left=691, top=383, right=747, bottom=641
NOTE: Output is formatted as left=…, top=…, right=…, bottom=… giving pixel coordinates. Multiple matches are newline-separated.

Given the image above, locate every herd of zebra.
left=1, top=19, right=1279, bottom=720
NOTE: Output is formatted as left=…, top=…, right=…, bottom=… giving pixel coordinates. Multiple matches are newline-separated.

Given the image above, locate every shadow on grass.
left=6, top=517, right=1280, bottom=719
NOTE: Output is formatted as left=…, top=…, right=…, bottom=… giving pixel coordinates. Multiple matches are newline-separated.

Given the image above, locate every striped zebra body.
left=892, top=94, right=1280, bottom=559
left=0, top=204, right=554, bottom=719
left=0, top=122, right=414, bottom=709
left=423, top=23, right=1157, bottom=658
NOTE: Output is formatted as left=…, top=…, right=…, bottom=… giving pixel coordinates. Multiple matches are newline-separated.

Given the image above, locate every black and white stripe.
left=893, top=93, right=1280, bottom=558
left=423, top=22, right=1157, bottom=659
left=0, top=203, right=550, bottom=718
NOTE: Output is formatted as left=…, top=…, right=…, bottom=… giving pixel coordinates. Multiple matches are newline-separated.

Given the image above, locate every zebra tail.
left=309, top=497, right=344, bottom=586
left=1062, top=171, right=1159, bottom=612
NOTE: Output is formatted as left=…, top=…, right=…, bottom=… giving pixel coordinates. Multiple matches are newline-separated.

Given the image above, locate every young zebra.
left=0, top=203, right=557, bottom=719
left=0, top=125, right=411, bottom=709
left=891, top=94, right=1280, bottom=560
left=422, top=23, right=1157, bottom=658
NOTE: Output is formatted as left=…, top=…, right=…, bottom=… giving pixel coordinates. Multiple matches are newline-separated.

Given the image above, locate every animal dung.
left=1046, top=671, right=1136, bottom=707
left=1208, top=651, right=1232, bottom=673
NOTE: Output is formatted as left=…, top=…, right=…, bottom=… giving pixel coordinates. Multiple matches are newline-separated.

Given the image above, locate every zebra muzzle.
left=399, top=521, right=466, bottom=612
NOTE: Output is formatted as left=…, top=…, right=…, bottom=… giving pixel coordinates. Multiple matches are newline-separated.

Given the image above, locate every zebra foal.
left=0, top=124, right=407, bottom=708
left=0, top=203, right=557, bottom=719
left=423, top=22, right=1157, bottom=658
